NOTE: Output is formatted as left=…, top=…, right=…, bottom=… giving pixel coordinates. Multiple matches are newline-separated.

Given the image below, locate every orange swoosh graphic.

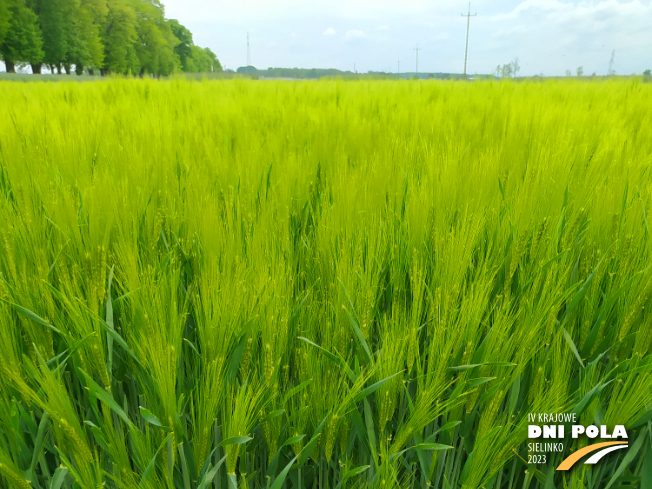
left=556, top=442, right=628, bottom=470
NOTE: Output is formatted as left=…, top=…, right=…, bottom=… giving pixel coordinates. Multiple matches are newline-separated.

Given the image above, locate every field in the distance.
left=0, top=79, right=651, bottom=489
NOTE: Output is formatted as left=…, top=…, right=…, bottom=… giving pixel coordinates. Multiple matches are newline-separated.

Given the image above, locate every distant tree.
left=168, top=19, right=193, bottom=71
left=246, top=66, right=346, bottom=79
left=57, top=0, right=83, bottom=74
left=0, top=0, right=44, bottom=73
left=236, top=65, right=257, bottom=75
left=644, top=69, right=651, bottom=76
left=494, top=65, right=500, bottom=77
left=576, top=66, right=583, bottom=77
left=25, top=0, right=101, bottom=74
left=0, top=1, right=10, bottom=49
left=167, top=20, right=219, bottom=74
left=511, top=57, right=520, bottom=78
left=132, top=0, right=180, bottom=76
left=31, top=0, right=73, bottom=73
left=500, top=63, right=512, bottom=78
left=203, top=47, right=222, bottom=72
left=184, top=45, right=201, bottom=72
left=565, top=69, right=571, bottom=77
left=101, top=0, right=139, bottom=75
left=1, top=0, right=219, bottom=76
left=185, top=46, right=221, bottom=72
left=69, top=0, right=106, bottom=74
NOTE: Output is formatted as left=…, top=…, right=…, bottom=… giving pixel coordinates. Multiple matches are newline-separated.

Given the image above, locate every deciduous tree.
left=101, top=0, right=139, bottom=74
left=168, top=18, right=193, bottom=71
left=132, top=0, right=180, bottom=76
left=1, top=0, right=218, bottom=75
left=511, top=57, right=520, bottom=78
left=0, top=0, right=44, bottom=73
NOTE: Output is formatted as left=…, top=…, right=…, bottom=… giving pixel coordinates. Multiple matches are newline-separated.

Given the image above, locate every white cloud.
left=377, top=25, right=389, bottom=30
left=323, top=27, right=336, bottom=36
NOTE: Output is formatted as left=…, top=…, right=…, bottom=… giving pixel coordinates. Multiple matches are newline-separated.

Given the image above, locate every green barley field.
left=0, top=78, right=651, bottom=489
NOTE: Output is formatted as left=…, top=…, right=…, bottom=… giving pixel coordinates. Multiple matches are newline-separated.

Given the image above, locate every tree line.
left=495, top=58, right=520, bottom=78
left=236, top=66, right=354, bottom=79
left=0, top=0, right=221, bottom=75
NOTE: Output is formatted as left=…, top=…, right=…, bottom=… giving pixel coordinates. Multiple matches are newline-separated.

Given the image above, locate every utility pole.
left=461, top=3, right=476, bottom=77
left=608, top=49, right=615, bottom=76
left=414, top=44, right=421, bottom=75
left=247, top=32, right=251, bottom=66
left=397, top=60, right=400, bottom=75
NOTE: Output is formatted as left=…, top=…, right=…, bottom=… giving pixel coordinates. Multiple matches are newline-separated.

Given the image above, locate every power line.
left=461, top=2, right=477, bottom=77
left=414, top=44, right=421, bottom=75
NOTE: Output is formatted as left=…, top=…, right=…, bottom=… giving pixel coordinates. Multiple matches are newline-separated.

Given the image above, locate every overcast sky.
left=161, top=0, right=652, bottom=76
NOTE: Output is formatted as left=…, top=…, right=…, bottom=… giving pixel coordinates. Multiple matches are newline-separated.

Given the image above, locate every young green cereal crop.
left=0, top=78, right=651, bottom=488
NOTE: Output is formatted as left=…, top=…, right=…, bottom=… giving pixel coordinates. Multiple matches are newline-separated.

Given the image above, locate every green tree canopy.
left=132, top=0, right=180, bottom=76
left=168, top=18, right=192, bottom=71
left=0, top=0, right=43, bottom=73
left=101, top=0, right=139, bottom=74
left=2, top=0, right=219, bottom=75
left=0, top=1, right=11, bottom=48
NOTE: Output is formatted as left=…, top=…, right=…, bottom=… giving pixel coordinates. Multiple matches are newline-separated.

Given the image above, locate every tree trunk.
left=56, top=65, right=62, bottom=74
left=75, top=64, right=84, bottom=75
left=88, top=69, right=95, bottom=76
left=100, top=68, right=108, bottom=76
left=64, top=63, right=71, bottom=75
left=5, top=60, right=15, bottom=73
left=31, top=63, right=42, bottom=74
